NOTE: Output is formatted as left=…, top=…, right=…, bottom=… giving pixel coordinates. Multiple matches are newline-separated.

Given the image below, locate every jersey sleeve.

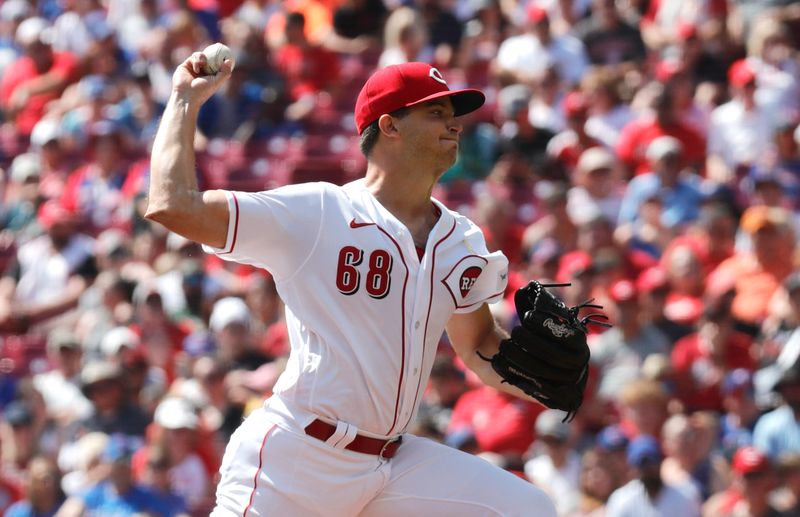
left=453, top=221, right=509, bottom=314
left=202, top=184, right=325, bottom=280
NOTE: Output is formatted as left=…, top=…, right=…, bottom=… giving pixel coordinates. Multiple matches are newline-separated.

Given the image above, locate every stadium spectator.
left=671, top=300, right=756, bottom=413
left=0, top=17, right=79, bottom=138
left=574, top=0, right=646, bottom=66
left=605, top=434, right=701, bottom=517
left=524, top=409, right=581, bottom=516
left=494, top=4, right=587, bottom=88
left=706, top=60, right=773, bottom=185
left=76, top=360, right=150, bottom=440
left=448, top=384, right=543, bottom=456
left=702, top=446, right=782, bottom=517
left=32, top=329, right=92, bottom=426
left=592, top=278, right=670, bottom=398
left=616, top=84, right=706, bottom=176
left=0, top=200, right=95, bottom=334
left=4, top=456, right=64, bottom=517
left=566, top=147, right=624, bottom=227
left=546, top=91, right=603, bottom=173
left=274, top=11, right=339, bottom=122
left=753, top=360, right=800, bottom=461
left=708, top=205, right=795, bottom=329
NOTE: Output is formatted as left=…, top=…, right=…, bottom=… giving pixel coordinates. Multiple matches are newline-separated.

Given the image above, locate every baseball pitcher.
left=147, top=51, right=600, bottom=516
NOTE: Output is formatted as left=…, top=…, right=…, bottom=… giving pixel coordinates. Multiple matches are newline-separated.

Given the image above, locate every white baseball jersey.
left=205, top=179, right=508, bottom=437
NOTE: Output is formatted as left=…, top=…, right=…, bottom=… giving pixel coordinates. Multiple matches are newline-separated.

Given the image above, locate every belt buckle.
left=379, top=436, right=402, bottom=459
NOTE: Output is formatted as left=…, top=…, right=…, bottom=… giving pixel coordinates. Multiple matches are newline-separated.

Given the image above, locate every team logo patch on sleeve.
left=441, top=255, right=488, bottom=308
left=459, top=266, right=482, bottom=298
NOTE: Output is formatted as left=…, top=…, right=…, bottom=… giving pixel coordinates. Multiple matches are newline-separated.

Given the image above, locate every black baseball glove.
left=478, top=281, right=609, bottom=422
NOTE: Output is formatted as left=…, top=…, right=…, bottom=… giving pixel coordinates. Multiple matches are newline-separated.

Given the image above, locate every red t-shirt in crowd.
left=448, top=386, right=544, bottom=455
left=671, top=331, right=755, bottom=412
left=0, top=51, right=78, bottom=136
left=274, top=44, right=339, bottom=101
left=616, top=117, right=706, bottom=175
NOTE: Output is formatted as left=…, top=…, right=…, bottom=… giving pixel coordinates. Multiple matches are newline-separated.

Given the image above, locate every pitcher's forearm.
left=146, top=93, right=203, bottom=217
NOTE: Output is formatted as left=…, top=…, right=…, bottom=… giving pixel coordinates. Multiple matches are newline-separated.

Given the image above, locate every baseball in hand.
left=202, top=43, right=234, bottom=75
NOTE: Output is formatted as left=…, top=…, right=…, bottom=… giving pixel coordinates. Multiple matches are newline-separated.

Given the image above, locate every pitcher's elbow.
left=144, top=202, right=177, bottom=224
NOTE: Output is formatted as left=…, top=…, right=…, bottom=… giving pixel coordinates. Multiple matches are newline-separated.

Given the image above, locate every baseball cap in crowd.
left=3, top=400, right=33, bottom=427
left=0, top=0, right=31, bottom=22
left=676, top=22, right=698, bottom=41
left=209, top=296, right=251, bottom=332
left=80, top=360, right=122, bottom=397
left=101, top=326, right=140, bottom=358
left=10, top=153, right=42, bottom=184
left=732, top=446, right=770, bottom=476
left=596, top=425, right=630, bottom=452
left=154, top=397, right=199, bottom=430
left=527, top=4, right=549, bottom=24
left=728, top=59, right=757, bottom=88
left=354, top=62, right=485, bottom=134
left=47, top=328, right=82, bottom=354
left=636, top=266, right=669, bottom=294
left=556, top=251, right=594, bottom=283
left=646, top=136, right=683, bottom=163
left=37, top=200, right=75, bottom=230
left=15, top=16, right=52, bottom=46
left=740, top=205, right=789, bottom=234
left=576, top=148, right=614, bottom=175
left=609, top=279, right=637, bottom=304
left=30, top=118, right=63, bottom=148
left=535, top=409, right=571, bottom=442
left=626, top=435, right=663, bottom=467
left=562, top=92, right=589, bottom=119
left=655, top=59, right=683, bottom=83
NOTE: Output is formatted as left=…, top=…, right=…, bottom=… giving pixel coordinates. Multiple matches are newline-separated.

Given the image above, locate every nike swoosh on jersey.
left=349, top=218, right=375, bottom=228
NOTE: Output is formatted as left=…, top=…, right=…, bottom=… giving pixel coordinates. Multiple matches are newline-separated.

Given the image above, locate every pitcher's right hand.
left=171, top=51, right=234, bottom=107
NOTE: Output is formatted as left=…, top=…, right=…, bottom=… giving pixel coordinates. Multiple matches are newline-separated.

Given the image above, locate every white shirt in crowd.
left=495, top=33, right=588, bottom=86
left=707, top=98, right=773, bottom=169
left=524, top=452, right=582, bottom=516
left=605, top=478, right=701, bottom=517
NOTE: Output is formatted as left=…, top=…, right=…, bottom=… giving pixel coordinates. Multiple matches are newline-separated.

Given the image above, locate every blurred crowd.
left=0, top=0, right=799, bottom=516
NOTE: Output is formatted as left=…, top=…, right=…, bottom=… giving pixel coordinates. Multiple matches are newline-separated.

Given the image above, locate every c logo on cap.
left=429, top=67, right=447, bottom=86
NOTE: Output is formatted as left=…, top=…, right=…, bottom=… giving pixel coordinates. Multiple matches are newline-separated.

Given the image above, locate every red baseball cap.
left=729, top=59, right=756, bottom=88
left=37, top=200, right=75, bottom=230
left=637, top=266, right=669, bottom=293
left=354, top=62, right=485, bottom=134
left=609, top=279, right=637, bottom=303
left=527, top=4, right=548, bottom=24
left=563, top=91, right=588, bottom=118
left=732, top=446, right=770, bottom=475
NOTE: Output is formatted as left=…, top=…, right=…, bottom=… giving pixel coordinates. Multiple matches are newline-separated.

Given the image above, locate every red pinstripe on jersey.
left=403, top=219, right=456, bottom=431
left=243, top=423, right=277, bottom=517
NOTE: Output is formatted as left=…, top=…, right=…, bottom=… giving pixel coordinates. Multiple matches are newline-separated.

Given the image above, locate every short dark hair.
left=359, top=107, right=410, bottom=158
left=286, top=12, right=305, bottom=29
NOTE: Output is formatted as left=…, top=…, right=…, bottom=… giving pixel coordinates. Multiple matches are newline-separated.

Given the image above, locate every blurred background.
left=0, top=0, right=799, bottom=515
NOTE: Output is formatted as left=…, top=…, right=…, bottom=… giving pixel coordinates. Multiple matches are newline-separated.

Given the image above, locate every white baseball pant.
left=211, top=399, right=556, bottom=516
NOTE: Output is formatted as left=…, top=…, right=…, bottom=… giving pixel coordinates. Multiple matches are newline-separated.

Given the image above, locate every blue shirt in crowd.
left=617, top=172, right=704, bottom=229
left=753, top=405, right=800, bottom=460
